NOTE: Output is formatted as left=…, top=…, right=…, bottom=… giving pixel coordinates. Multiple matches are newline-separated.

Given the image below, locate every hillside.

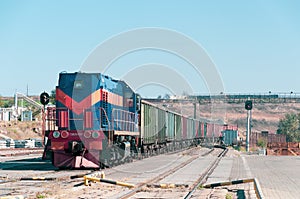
left=147, top=99, right=300, bottom=135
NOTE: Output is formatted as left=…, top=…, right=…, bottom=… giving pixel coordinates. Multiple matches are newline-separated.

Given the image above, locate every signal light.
left=40, top=92, right=50, bottom=105
left=245, top=100, right=253, bottom=110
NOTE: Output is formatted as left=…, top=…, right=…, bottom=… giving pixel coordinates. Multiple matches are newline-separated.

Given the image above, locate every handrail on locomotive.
left=45, top=107, right=137, bottom=132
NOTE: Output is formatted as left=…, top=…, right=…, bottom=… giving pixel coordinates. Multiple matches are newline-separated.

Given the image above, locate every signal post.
left=40, top=92, right=50, bottom=147
left=245, top=100, right=252, bottom=152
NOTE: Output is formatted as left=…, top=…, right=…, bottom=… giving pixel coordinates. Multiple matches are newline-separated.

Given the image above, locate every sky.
left=1, top=1, right=300, bottom=98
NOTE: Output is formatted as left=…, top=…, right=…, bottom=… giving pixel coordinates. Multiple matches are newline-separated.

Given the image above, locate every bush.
left=257, top=138, right=267, bottom=148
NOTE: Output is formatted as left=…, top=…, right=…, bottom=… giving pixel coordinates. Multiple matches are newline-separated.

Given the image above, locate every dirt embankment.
left=0, top=121, right=42, bottom=140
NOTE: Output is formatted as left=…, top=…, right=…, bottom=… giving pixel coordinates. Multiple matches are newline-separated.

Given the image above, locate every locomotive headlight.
left=61, top=130, right=69, bottom=139
left=92, top=131, right=99, bottom=139
left=53, top=131, right=60, bottom=138
left=84, top=131, right=92, bottom=138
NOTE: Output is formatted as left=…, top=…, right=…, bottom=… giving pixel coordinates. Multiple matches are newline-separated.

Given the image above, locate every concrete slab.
left=159, top=156, right=215, bottom=185
left=245, top=155, right=300, bottom=199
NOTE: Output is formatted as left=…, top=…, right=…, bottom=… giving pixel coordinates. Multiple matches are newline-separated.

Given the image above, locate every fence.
left=0, top=139, right=15, bottom=148
left=0, top=139, right=42, bottom=149
left=250, top=132, right=286, bottom=147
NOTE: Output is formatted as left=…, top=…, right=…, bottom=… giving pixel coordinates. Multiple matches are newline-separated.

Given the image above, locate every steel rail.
left=119, top=147, right=217, bottom=199
left=184, top=148, right=228, bottom=199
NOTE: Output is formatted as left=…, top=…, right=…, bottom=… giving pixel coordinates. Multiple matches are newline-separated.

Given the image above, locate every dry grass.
left=0, top=121, right=42, bottom=140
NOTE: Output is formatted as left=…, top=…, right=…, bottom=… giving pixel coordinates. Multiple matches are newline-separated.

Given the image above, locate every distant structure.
left=0, top=92, right=43, bottom=121
left=0, top=108, right=13, bottom=121
left=163, top=92, right=300, bottom=104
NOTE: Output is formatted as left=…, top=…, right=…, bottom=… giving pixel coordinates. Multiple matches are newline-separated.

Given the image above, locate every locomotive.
left=43, top=72, right=237, bottom=169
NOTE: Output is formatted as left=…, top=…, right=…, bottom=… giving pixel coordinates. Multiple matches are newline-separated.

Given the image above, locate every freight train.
left=43, top=72, right=237, bottom=169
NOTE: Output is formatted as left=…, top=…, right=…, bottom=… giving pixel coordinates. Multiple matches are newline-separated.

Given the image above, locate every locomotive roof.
left=59, top=71, right=135, bottom=93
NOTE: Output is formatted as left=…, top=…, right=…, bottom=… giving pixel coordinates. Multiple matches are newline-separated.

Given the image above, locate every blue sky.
left=1, top=1, right=300, bottom=97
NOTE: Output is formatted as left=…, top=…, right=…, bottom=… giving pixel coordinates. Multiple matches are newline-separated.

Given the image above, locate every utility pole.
left=193, top=102, right=196, bottom=119
left=246, top=109, right=251, bottom=152
left=193, top=102, right=196, bottom=142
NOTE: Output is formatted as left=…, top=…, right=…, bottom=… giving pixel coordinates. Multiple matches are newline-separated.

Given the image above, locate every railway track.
left=119, top=150, right=211, bottom=198
left=0, top=148, right=43, bottom=157
left=0, top=146, right=182, bottom=196
left=0, top=146, right=228, bottom=198
left=115, top=147, right=227, bottom=199
left=184, top=147, right=228, bottom=199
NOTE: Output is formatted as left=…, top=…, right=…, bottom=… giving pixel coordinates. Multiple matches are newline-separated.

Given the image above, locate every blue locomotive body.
left=56, top=72, right=139, bottom=131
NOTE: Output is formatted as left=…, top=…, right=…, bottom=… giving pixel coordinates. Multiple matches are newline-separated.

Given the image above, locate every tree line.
left=277, top=113, right=300, bottom=142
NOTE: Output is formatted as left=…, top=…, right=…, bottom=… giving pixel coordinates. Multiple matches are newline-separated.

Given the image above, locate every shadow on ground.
left=0, top=157, right=56, bottom=171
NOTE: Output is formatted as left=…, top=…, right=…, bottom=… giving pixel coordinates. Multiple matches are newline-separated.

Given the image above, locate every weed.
left=36, top=192, right=47, bottom=199
left=226, top=193, right=233, bottom=199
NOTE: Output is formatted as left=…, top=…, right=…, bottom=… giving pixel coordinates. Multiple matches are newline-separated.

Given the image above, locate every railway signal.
left=245, top=99, right=252, bottom=152
left=40, top=92, right=50, bottom=105
left=245, top=100, right=253, bottom=110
